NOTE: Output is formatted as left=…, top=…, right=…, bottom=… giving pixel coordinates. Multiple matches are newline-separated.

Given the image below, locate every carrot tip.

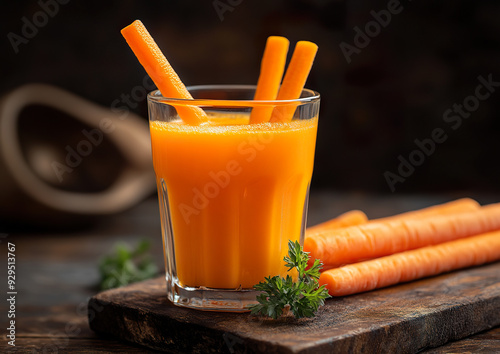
left=297, top=40, right=318, bottom=50
left=267, top=36, right=290, bottom=45
left=121, top=20, right=208, bottom=125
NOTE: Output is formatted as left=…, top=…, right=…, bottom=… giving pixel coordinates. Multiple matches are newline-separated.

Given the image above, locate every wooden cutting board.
left=88, top=262, right=500, bottom=353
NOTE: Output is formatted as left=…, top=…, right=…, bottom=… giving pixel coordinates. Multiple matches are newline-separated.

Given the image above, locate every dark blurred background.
left=3, top=3, right=500, bottom=351
left=2, top=0, right=500, bottom=196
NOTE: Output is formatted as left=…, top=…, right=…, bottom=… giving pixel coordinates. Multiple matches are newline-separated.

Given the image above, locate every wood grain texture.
left=422, top=327, right=500, bottom=353
left=3, top=337, right=159, bottom=353
left=5, top=194, right=500, bottom=352
left=89, top=262, right=500, bottom=353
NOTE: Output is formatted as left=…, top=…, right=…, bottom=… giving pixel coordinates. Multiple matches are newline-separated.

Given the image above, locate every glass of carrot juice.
left=148, top=85, right=320, bottom=311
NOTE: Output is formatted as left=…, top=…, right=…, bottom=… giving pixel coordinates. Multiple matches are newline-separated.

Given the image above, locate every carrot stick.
left=121, top=20, right=208, bottom=125
left=320, top=230, right=500, bottom=296
left=373, top=198, right=480, bottom=222
left=304, top=203, right=500, bottom=268
left=306, top=210, right=368, bottom=234
left=269, top=41, right=318, bottom=123
left=249, top=36, right=289, bottom=124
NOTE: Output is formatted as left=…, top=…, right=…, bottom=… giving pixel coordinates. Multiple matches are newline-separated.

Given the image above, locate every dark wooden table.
left=2, top=191, right=500, bottom=353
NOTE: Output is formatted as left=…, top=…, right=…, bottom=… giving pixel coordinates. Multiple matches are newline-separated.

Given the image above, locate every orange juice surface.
left=150, top=113, right=318, bottom=289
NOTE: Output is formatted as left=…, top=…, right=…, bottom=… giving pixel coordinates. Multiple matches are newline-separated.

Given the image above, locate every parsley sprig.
left=99, top=240, right=158, bottom=290
left=249, top=240, right=330, bottom=319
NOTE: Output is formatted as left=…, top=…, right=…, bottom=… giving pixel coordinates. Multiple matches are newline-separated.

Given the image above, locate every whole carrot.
left=121, top=20, right=208, bottom=125
left=307, top=199, right=478, bottom=237
left=373, top=198, right=479, bottom=222
left=270, top=41, right=318, bottom=123
left=306, top=210, right=368, bottom=234
left=305, top=203, right=500, bottom=268
left=249, top=36, right=289, bottom=124
left=320, top=230, right=500, bottom=296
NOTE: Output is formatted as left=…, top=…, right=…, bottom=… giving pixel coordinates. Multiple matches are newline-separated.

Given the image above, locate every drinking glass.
left=148, top=85, right=320, bottom=311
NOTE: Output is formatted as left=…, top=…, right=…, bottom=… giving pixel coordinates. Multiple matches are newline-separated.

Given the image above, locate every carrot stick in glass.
left=121, top=20, right=208, bottom=125
left=249, top=36, right=289, bottom=124
left=270, top=41, right=318, bottom=123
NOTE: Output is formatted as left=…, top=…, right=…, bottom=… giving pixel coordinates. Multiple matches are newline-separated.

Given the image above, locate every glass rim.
left=147, top=84, right=320, bottom=106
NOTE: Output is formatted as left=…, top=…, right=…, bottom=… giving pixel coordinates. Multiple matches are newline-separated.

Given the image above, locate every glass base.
left=166, top=277, right=259, bottom=312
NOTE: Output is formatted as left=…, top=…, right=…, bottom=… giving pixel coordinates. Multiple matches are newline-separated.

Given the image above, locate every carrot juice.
left=148, top=85, right=320, bottom=310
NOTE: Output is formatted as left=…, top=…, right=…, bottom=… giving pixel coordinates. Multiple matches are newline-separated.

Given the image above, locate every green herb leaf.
left=99, top=240, right=158, bottom=290
left=249, top=240, right=330, bottom=319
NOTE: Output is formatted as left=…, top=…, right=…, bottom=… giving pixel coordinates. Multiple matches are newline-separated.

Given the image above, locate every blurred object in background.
left=0, top=84, right=156, bottom=231
left=3, top=0, right=500, bottom=196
